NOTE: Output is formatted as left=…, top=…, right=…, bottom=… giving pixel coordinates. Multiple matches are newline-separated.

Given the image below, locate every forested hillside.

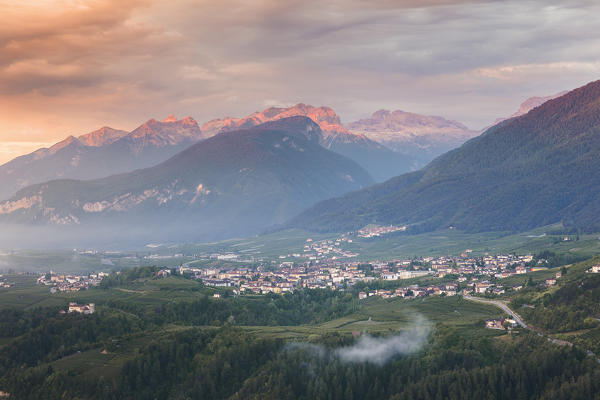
left=289, top=80, right=600, bottom=234
left=1, top=265, right=600, bottom=399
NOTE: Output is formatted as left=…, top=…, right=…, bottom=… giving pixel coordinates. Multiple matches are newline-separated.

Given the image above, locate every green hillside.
left=2, top=268, right=600, bottom=399
left=289, top=80, right=600, bottom=234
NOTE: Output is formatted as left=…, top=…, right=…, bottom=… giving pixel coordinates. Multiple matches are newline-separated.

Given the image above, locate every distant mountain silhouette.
left=0, top=116, right=205, bottom=200
left=0, top=117, right=373, bottom=242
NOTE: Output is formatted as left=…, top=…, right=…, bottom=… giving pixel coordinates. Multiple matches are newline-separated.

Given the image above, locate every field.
left=240, top=295, right=503, bottom=340
left=136, top=225, right=600, bottom=265
left=3, top=225, right=600, bottom=275
left=0, top=273, right=505, bottom=381
left=41, top=295, right=504, bottom=379
left=0, top=275, right=224, bottom=312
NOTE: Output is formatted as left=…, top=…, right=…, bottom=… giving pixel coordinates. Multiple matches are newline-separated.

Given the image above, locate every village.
left=176, top=251, right=548, bottom=299
left=36, top=271, right=108, bottom=292
left=0, top=274, right=11, bottom=289
left=32, top=251, right=580, bottom=333
left=35, top=245, right=555, bottom=302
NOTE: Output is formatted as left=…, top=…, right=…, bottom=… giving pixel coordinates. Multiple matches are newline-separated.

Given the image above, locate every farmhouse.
left=485, top=319, right=505, bottom=330
left=588, top=264, right=600, bottom=273
left=157, top=269, right=171, bottom=278
left=68, top=302, right=95, bottom=314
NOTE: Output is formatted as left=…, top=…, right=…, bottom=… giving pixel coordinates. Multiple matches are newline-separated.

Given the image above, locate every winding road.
left=463, top=294, right=527, bottom=328
left=463, top=294, right=600, bottom=363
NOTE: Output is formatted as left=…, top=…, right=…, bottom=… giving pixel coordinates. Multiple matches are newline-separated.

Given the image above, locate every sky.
left=1, top=0, right=600, bottom=163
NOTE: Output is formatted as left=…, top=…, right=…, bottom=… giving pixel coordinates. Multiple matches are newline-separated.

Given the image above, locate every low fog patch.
left=286, top=315, right=431, bottom=365
left=336, top=315, right=431, bottom=364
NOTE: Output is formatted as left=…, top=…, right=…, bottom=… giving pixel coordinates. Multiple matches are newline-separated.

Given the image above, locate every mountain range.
left=345, top=110, right=478, bottom=165
left=1, top=103, right=474, bottom=202
left=0, top=116, right=206, bottom=200
left=288, top=80, right=600, bottom=234
left=202, top=103, right=417, bottom=182
left=0, top=117, right=373, bottom=243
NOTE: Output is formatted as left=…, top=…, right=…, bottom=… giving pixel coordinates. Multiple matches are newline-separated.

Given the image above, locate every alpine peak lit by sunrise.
left=1, top=0, right=600, bottom=163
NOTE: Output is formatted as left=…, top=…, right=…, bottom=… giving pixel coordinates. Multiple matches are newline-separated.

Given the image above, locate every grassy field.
left=0, top=272, right=506, bottom=380
left=48, top=324, right=196, bottom=379
left=0, top=275, right=220, bottom=311
left=147, top=225, right=600, bottom=263
left=42, top=294, right=504, bottom=379
left=3, top=225, right=600, bottom=276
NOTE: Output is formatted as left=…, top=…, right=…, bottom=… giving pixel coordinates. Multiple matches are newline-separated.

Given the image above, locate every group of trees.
left=513, top=274, right=600, bottom=334
left=103, top=289, right=359, bottom=327
left=526, top=250, right=588, bottom=269
left=98, top=266, right=167, bottom=288
left=234, top=330, right=600, bottom=400
left=3, top=262, right=600, bottom=398
left=4, top=324, right=600, bottom=399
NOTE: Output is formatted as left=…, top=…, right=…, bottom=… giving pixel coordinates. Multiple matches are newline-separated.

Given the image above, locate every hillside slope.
left=288, top=80, right=600, bottom=234
left=0, top=116, right=204, bottom=200
left=202, top=103, right=416, bottom=181
left=0, top=117, right=373, bottom=243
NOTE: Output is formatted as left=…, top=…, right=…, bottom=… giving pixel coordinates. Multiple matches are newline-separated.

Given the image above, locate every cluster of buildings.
left=63, top=302, right=96, bottom=314
left=175, top=251, right=547, bottom=299
left=181, top=262, right=414, bottom=294
left=0, top=274, right=11, bottom=288
left=180, top=263, right=372, bottom=294
left=357, top=225, right=406, bottom=238
left=588, top=263, right=600, bottom=274
left=298, top=237, right=358, bottom=260
left=486, top=318, right=518, bottom=330
left=37, top=271, right=108, bottom=292
left=359, top=283, right=458, bottom=300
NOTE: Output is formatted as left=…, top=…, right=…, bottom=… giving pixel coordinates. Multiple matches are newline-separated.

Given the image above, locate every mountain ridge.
left=287, top=79, right=600, bottom=234
left=0, top=117, right=374, bottom=244
left=0, top=116, right=204, bottom=200
left=345, top=109, right=478, bottom=165
left=492, top=91, right=568, bottom=126
left=202, top=103, right=417, bottom=181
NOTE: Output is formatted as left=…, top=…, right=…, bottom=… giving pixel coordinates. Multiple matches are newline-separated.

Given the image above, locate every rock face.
left=77, top=127, right=128, bottom=147
left=202, top=103, right=349, bottom=140
left=0, top=116, right=204, bottom=200
left=0, top=117, right=374, bottom=245
left=345, top=109, right=478, bottom=165
left=202, top=103, right=416, bottom=182
left=288, top=80, right=600, bottom=235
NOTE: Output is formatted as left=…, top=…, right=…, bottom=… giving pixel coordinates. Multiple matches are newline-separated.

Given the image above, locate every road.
left=463, top=294, right=528, bottom=328
left=463, top=294, right=600, bottom=363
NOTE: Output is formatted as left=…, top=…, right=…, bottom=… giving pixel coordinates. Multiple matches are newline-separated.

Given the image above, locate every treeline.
left=99, top=266, right=166, bottom=288
left=103, top=289, right=359, bottom=326
left=1, top=328, right=281, bottom=399
left=512, top=274, right=600, bottom=333
left=0, top=307, right=62, bottom=337
left=233, top=329, right=600, bottom=400
left=527, top=250, right=588, bottom=269
left=0, top=311, right=143, bottom=382
left=6, top=325, right=600, bottom=399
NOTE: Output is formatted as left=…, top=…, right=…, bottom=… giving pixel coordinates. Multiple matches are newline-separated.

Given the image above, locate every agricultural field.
left=30, top=292, right=504, bottom=381
left=150, top=225, right=600, bottom=263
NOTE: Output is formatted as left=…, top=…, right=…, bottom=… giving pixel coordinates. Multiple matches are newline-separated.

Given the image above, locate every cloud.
left=286, top=314, right=432, bottom=365
left=0, top=1, right=179, bottom=92
left=335, top=315, right=431, bottom=364
left=1, top=0, right=600, bottom=161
